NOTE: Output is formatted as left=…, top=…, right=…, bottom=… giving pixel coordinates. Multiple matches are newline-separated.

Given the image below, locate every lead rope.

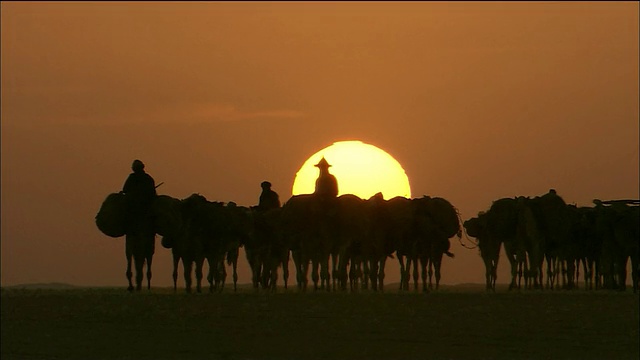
left=454, top=207, right=479, bottom=250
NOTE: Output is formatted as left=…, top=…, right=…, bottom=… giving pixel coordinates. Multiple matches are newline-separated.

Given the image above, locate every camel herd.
left=464, top=192, right=639, bottom=292
left=96, top=189, right=639, bottom=293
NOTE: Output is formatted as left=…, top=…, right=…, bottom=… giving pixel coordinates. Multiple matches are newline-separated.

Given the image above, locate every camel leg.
left=311, top=260, right=320, bottom=291
left=362, top=261, right=370, bottom=290
left=350, top=258, right=364, bottom=292
left=420, top=256, right=428, bottom=293
left=183, top=260, right=193, bottom=294
left=631, top=255, right=639, bottom=293
left=215, top=258, right=223, bottom=291
left=582, top=259, right=591, bottom=290
left=172, top=253, right=180, bottom=292
left=535, top=258, right=544, bottom=290
left=379, top=257, right=387, bottom=292
left=270, top=265, right=279, bottom=292
left=331, top=253, right=339, bottom=291
left=411, top=256, right=419, bottom=291
left=266, top=255, right=278, bottom=292
left=246, top=249, right=259, bottom=289
left=125, top=244, right=134, bottom=292
left=502, top=241, right=518, bottom=290
left=292, top=250, right=304, bottom=290
left=146, top=255, right=153, bottom=291
left=301, top=256, right=310, bottom=292
left=232, top=259, right=239, bottom=292
left=195, top=258, right=204, bottom=293
left=207, top=258, right=215, bottom=293
left=133, top=253, right=145, bottom=292
left=252, top=255, right=262, bottom=289
left=567, top=259, right=577, bottom=290
left=483, top=257, right=493, bottom=291
left=369, top=260, right=379, bottom=292
left=320, top=257, right=330, bottom=291
left=434, top=256, right=443, bottom=290
left=219, top=260, right=228, bottom=292
left=340, top=252, right=349, bottom=291
left=428, top=259, right=435, bottom=290
left=617, top=256, right=629, bottom=292
left=516, top=255, right=524, bottom=289
left=282, top=250, right=290, bottom=290
left=397, top=255, right=407, bottom=291
left=491, top=260, right=498, bottom=292
left=545, top=256, right=552, bottom=289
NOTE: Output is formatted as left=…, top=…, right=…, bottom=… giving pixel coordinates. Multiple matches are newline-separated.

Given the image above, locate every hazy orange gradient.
left=1, top=2, right=638, bottom=287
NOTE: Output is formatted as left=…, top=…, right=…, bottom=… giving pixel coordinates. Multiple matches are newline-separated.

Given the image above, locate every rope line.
left=454, top=207, right=479, bottom=250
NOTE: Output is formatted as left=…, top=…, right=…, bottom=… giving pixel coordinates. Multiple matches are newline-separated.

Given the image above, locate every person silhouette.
left=258, top=181, right=281, bottom=211
left=121, top=159, right=157, bottom=232
left=314, top=157, right=338, bottom=199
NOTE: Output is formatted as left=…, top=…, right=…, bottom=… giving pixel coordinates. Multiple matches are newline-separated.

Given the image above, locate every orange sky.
left=2, top=2, right=638, bottom=288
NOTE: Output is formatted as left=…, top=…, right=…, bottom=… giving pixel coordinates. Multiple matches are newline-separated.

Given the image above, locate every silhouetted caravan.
left=159, top=193, right=210, bottom=293
left=464, top=212, right=500, bottom=291
left=412, top=196, right=460, bottom=291
left=610, top=202, right=640, bottom=293
left=281, top=193, right=335, bottom=291
left=525, top=190, right=572, bottom=289
left=331, top=193, right=373, bottom=291
left=246, top=181, right=286, bottom=291
left=152, top=195, right=183, bottom=241
left=248, top=207, right=289, bottom=291
left=161, top=194, right=254, bottom=293
left=96, top=191, right=157, bottom=292
left=204, top=202, right=253, bottom=293
left=96, top=192, right=127, bottom=238
left=478, top=197, right=521, bottom=290
left=117, top=159, right=159, bottom=292
left=124, top=225, right=156, bottom=292
left=246, top=207, right=271, bottom=289
left=372, top=195, right=415, bottom=292
left=512, top=196, right=546, bottom=289
left=593, top=199, right=639, bottom=292
left=464, top=197, right=529, bottom=291
left=464, top=190, right=605, bottom=292
left=565, top=204, right=600, bottom=290
left=476, top=196, right=549, bottom=291
left=352, top=193, right=404, bottom=292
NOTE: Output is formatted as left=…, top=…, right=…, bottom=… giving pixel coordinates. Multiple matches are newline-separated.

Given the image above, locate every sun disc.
left=291, top=140, right=411, bottom=200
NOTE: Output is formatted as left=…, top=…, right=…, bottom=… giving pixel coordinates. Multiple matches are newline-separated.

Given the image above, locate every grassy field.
left=2, top=285, right=638, bottom=360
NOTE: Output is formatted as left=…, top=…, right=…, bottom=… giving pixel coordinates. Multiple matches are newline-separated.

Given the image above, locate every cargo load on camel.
left=95, top=192, right=127, bottom=238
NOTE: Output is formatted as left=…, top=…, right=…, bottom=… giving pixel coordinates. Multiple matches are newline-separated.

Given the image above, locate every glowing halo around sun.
left=291, top=140, right=411, bottom=200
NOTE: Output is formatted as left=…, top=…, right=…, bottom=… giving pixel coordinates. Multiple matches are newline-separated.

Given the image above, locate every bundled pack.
left=95, top=193, right=127, bottom=238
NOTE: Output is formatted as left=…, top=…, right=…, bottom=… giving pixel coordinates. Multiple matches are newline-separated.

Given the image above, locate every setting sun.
left=292, top=141, right=412, bottom=200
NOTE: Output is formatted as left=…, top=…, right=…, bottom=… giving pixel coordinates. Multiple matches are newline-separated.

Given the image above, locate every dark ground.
left=2, top=285, right=638, bottom=360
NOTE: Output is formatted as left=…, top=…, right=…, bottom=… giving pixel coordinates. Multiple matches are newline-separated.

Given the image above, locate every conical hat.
left=314, top=157, right=332, bottom=168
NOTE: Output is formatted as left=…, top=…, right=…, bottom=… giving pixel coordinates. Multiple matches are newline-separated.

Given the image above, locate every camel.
left=248, top=207, right=292, bottom=291
left=464, top=213, right=500, bottom=291
left=204, top=202, right=253, bottom=293
left=411, top=196, right=460, bottom=291
left=97, top=193, right=183, bottom=292
left=280, top=194, right=335, bottom=291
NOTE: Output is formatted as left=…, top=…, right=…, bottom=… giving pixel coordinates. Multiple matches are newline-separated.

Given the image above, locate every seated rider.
left=258, top=181, right=281, bottom=211
left=121, top=159, right=157, bottom=233
left=313, top=157, right=338, bottom=200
